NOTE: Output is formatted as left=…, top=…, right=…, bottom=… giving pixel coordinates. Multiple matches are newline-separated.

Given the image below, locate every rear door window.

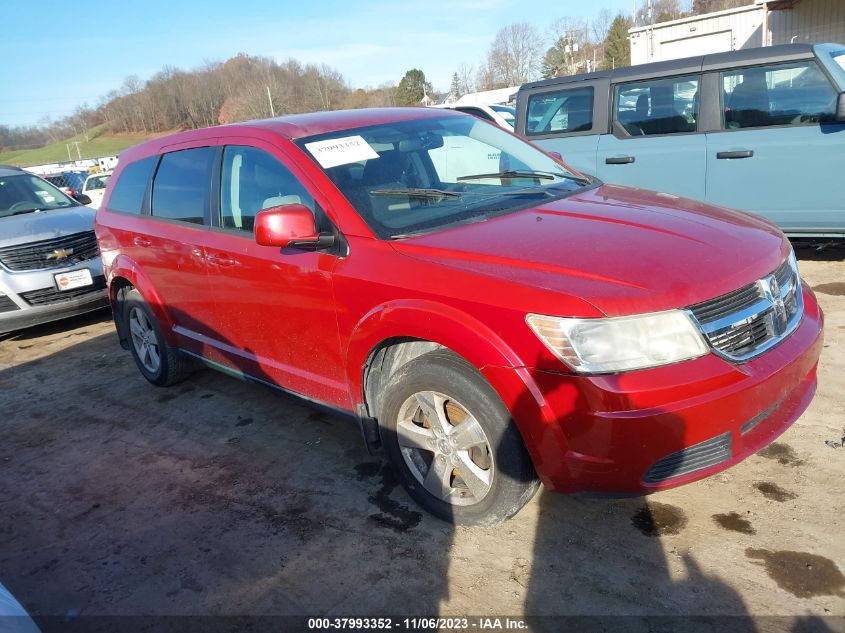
left=614, top=75, right=699, bottom=136
left=721, top=61, right=837, bottom=129
left=151, top=147, right=215, bottom=225
left=525, top=87, right=594, bottom=135
left=108, top=156, right=157, bottom=214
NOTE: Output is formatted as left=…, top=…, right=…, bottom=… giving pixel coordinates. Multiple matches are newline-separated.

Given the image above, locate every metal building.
left=629, top=0, right=845, bottom=65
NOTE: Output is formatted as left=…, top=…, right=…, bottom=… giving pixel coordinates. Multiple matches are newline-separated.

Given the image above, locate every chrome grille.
left=20, top=276, right=106, bottom=306
left=0, top=231, right=99, bottom=272
left=688, top=256, right=803, bottom=362
left=642, top=433, right=732, bottom=484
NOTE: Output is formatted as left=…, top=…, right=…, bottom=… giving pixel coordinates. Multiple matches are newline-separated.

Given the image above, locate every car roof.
left=0, top=165, right=26, bottom=177
left=520, top=42, right=823, bottom=91
left=120, top=107, right=462, bottom=163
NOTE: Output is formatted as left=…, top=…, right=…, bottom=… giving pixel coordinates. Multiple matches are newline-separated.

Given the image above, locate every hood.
left=0, top=206, right=95, bottom=249
left=390, top=184, right=790, bottom=317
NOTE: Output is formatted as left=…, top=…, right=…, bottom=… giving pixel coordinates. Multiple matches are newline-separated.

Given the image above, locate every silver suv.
left=0, top=166, right=108, bottom=333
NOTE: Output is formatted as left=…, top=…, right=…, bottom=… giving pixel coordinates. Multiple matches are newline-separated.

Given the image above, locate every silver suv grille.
left=0, top=231, right=99, bottom=272
left=687, top=255, right=803, bottom=361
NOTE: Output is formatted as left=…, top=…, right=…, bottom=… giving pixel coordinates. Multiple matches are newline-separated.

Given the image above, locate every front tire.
left=379, top=350, right=539, bottom=526
left=123, top=288, right=193, bottom=387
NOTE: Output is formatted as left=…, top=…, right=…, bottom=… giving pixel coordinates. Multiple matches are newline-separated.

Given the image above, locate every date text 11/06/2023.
left=307, top=617, right=529, bottom=630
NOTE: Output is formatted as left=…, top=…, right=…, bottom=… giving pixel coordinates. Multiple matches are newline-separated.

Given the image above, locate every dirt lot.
left=0, top=246, right=843, bottom=630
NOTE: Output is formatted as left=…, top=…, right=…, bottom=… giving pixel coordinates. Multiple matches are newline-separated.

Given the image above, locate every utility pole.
left=266, top=86, right=275, bottom=117
left=648, top=0, right=655, bottom=63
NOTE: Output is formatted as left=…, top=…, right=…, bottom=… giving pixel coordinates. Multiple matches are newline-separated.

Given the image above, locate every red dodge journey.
left=94, top=107, right=823, bottom=525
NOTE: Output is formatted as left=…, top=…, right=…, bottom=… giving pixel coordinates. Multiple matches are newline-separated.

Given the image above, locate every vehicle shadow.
left=502, top=356, right=761, bottom=632
left=0, top=312, right=453, bottom=632
left=0, top=310, right=836, bottom=632
left=0, top=308, right=112, bottom=343
left=792, top=239, right=845, bottom=263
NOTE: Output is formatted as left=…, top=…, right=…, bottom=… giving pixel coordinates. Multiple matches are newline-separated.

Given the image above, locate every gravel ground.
left=0, top=245, right=842, bottom=631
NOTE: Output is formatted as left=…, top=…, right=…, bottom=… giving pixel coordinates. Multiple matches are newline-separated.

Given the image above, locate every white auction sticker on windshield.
left=304, top=135, right=379, bottom=168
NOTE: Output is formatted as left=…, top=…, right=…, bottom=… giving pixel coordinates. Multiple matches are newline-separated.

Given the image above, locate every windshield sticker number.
left=305, top=135, right=379, bottom=168
left=35, top=190, right=56, bottom=202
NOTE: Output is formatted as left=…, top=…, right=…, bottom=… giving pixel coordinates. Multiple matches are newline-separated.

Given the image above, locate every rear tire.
left=378, top=350, right=540, bottom=526
left=123, top=288, right=193, bottom=387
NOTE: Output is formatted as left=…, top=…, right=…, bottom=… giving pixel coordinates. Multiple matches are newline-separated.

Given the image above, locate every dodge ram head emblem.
left=46, top=247, right=74, bottom=261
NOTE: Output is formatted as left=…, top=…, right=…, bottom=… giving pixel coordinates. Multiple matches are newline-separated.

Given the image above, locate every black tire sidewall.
left=379, top=350, right=539, bottom=527
left=123, top=289, right=171, bottom=386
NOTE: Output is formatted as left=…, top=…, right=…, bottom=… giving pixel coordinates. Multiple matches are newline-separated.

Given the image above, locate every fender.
left=345, top=298, right=560, bottom=472
left=105, top=253, right=177, bottom=346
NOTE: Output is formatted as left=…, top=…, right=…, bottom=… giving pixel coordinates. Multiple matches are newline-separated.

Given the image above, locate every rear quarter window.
left=525, top=87, right=594, bottom=135
left=108, top=156, right=157, bottom=214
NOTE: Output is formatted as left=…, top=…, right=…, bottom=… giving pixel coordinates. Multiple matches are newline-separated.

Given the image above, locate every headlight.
left=526, top=310, right=709, bottom=374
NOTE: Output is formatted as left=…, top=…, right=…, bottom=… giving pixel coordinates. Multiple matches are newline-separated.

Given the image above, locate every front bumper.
left=483, top=286, right=824, bottom=494
left=0, top=258, right=108, bottom=334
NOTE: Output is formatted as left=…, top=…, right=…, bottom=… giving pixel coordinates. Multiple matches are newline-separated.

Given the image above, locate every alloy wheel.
left=396, top=390, right=494, bottom=506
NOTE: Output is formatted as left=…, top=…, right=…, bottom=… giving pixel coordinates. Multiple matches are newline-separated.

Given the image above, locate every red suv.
left=95, top=108, right=823, bottom=525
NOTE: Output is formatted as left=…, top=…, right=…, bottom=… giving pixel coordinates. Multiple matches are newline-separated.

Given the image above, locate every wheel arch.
left=105, top=257, right=176, bottom=346
left=348, top=299, right=526, bottom=418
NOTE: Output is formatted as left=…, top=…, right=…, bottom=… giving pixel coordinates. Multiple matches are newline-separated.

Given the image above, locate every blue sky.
left=1, top=0, right=636, bottom=127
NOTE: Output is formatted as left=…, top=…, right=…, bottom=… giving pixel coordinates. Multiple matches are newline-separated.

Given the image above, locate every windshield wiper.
left=457, top=170, right=558, bottom=182
left=369, top=187, right=463, bottom=199
left=11, top=207, right=42, bottom=216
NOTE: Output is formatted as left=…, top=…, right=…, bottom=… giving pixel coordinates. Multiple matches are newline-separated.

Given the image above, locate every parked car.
left=95, top=108, right=823, bottom=525
left=82, top=170, right=112, bottom=209
left=0, top=166, right=108, bottom=334
left=434, top=103, right=516, bottom=130
left=44, top=170, right=89, bottom=200
left=515, top=43, right=845, bottom=239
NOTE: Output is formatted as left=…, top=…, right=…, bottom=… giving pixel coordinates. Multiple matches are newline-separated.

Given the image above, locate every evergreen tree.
left=542, top=38, right=568, bottom=78
left=603, top=15, right=632, bottom=69
left=450, top=72, right=461, bottom=99
left=395, top=69, right=433, bottom=106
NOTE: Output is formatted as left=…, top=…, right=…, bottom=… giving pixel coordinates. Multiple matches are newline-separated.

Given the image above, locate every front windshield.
left=0, top=174, right=78, bottom=218
left=298, top=115, right=591, bottom=239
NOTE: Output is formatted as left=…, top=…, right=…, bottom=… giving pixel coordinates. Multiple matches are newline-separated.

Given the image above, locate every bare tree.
left=457, top=63, right=475, bottom=95
left=544, top=16, right=590, bottom=77
left=482, top=23, right=543, bottom=88
left=592, top=8, right=614, bottom=43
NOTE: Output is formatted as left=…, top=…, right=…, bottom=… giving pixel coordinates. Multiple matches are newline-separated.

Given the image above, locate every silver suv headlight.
left=526, top=310, right=709, bottom=374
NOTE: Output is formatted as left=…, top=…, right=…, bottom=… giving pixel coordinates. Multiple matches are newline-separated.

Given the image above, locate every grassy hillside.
left=0, top=125, right=164, bottom=167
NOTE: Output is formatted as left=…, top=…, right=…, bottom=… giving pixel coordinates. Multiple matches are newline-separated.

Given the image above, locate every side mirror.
left=837, top=92, right=845, bottom=122
left=73, top=193, right=92, bottom=205
left=254, top=203, right=333, bottom=249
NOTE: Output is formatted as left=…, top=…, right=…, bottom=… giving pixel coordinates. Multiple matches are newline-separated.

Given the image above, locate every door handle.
left=206, top=253, right=239, bottom=267
left=605, top=156, right=635, bottom=164
left=132, top=236, right=151, bottom=247
left=716, top=150, right=754, bottom=159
